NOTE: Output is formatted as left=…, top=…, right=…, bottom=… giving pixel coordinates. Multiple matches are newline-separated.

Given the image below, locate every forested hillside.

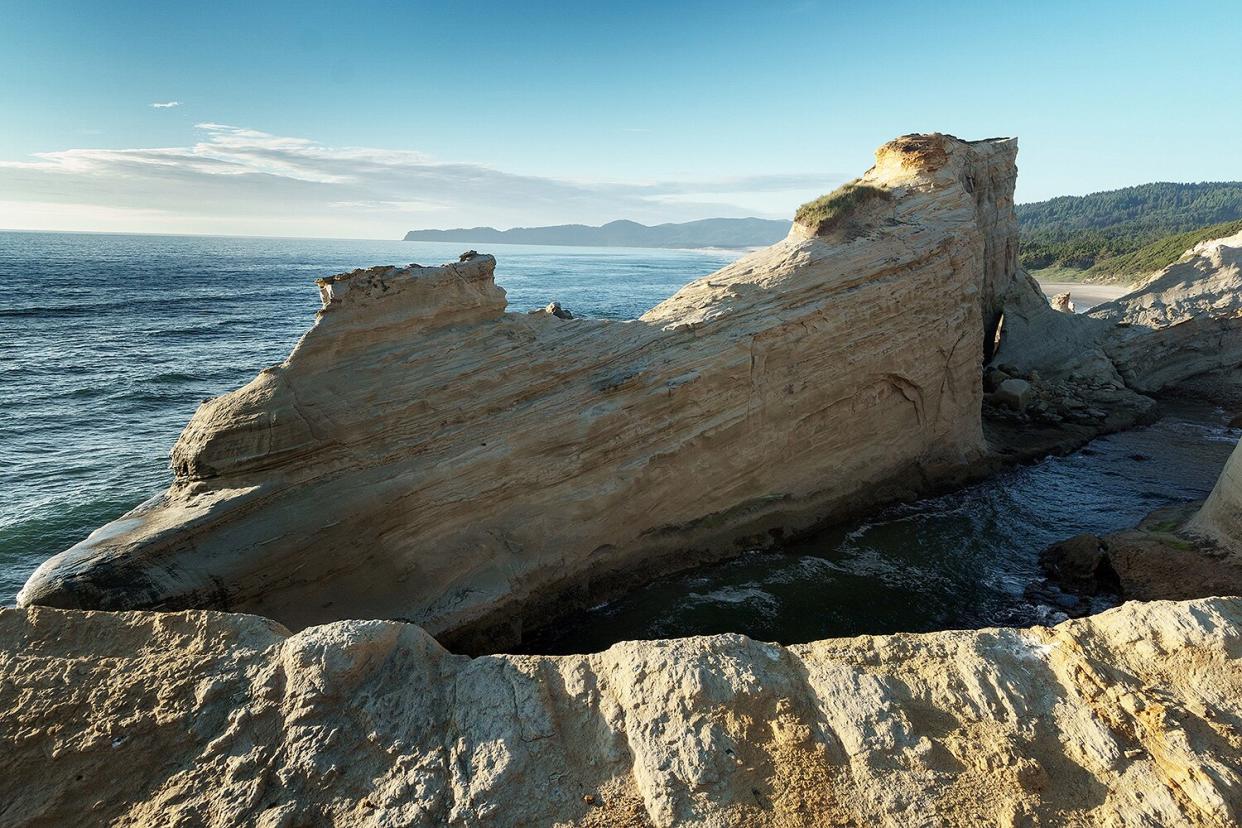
left=1018, top=182, right=1242, bottom=280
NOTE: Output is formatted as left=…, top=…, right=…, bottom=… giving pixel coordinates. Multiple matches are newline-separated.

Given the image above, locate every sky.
left=1, top=0, right=1240, bottom=239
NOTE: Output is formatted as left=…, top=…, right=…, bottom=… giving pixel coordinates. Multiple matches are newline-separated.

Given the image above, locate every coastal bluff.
left=19, top=134, right=1028, bottom=645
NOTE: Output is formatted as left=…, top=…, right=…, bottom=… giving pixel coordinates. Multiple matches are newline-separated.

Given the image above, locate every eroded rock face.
left=1093, top=230, right=1242, bottom=395
left=19, top=134, right=1019, bottom=642
left=986, top=228, right=1242, bottom=442
left=996, top=229, right=1242, bottom=395
left=2, top=599, right=1239, bottom=827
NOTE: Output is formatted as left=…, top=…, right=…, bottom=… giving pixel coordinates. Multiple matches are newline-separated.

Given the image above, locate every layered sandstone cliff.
left=19, top=134, right=1021, bottom=644
left=2, top=598, right=1239, bottom=827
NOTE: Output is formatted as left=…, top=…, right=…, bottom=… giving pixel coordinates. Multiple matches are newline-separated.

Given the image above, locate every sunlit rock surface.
left=2, top=599, right=1239, bottom=827
left=1193, top=429, right=1242, bottom=555
left=20, top=135, right=1022, bottom=643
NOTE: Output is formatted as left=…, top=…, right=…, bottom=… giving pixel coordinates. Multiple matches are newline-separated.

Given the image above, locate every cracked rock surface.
left=2, top=598, right=1240, bottom=826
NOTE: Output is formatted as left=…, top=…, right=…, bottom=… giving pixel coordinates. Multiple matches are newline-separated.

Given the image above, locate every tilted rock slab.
left=19, top=135, right=1024, bottom=644
left=2, top=599, right=1240, bottom=826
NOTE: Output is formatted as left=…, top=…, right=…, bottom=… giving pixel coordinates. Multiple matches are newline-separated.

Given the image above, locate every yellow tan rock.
left=1, top=598, right=1239, bottom=826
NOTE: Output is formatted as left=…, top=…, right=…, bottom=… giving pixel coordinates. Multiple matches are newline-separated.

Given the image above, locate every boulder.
left=982, top=365, right=1010, bottom=392
left=1050, top=291, right=1075, bottom=313
left=1038, top=533, right=1117, bottom=594
left=993, top=377, right=1032, bottom=410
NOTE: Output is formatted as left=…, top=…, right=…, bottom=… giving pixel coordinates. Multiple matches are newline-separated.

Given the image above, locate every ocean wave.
left=0, top=295, right=230, bottom=319
left=147, top=371, right=202, bottom=384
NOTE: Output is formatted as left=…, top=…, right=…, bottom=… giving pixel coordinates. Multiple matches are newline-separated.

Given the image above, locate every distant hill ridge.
left=403, top=217, right=790, bottom=249
left=1017, top=181, right=1242, bottom=281
left=405, top=182, right=1242, bottom=282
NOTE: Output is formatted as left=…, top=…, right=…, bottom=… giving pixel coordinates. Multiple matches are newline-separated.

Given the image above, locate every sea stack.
left=19, top=134, right=1028, bottom=647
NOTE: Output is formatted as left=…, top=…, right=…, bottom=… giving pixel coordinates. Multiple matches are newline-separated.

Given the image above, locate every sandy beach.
left=1038, top=281, right=1132, bottom=312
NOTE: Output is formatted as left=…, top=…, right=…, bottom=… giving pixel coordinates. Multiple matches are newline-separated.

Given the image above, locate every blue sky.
left=1, top=0, right=1239, bottom=237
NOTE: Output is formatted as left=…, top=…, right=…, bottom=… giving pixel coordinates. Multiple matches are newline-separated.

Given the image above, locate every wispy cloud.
left=0, top=123, right=843, bottom=236
left=150, top=101, right=181, bottom=109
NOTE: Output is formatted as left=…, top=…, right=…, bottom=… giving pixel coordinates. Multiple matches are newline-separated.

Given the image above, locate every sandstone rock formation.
left=19, top=134, right=1023, bottom=645
left=3, top=598, right=1241, bottom=827
left=1192, top=428, right=1242, bottom=552
left=998, top=228, right=1242, bottom=394
left=985, top=227, right=1242, bottom=442
left=1092, top=229, right=1242, bottom=397
left=1038, top=505, right=1242, bottom=608
left=1050, top=291, right=1075, bottom=313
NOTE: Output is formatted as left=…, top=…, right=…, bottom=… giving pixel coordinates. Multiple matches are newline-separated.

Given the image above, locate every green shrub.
left=1017, top=181, right=1242, bottom=276
left=1086, top=218, right=1242, bottom=280
left=795, top=180, right=889, bottom=232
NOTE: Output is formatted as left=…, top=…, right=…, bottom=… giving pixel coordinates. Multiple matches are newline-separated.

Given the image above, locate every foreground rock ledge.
left=2, top=599, right=1239, bottom=826
left=20, top=134, right=1025, bottom=642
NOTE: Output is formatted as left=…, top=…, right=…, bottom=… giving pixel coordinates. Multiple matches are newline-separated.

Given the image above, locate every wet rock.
left=544, top=301, right=574, bottom=320
left=993, top=378, right=1032, bottom=410
left=1039, top=533, right=1119, bottom=595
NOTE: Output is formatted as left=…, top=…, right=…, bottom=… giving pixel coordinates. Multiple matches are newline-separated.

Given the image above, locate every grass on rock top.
left=795, top=180, right=890, bottom=233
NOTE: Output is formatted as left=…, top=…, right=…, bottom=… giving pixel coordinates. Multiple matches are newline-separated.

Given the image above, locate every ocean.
left=1, top=230, right=1235, bottom=652
left=0, top=231, right=739, bottom=603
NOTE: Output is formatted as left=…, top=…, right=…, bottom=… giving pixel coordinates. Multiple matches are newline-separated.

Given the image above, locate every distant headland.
left=403, top=217, right=791, bottom=249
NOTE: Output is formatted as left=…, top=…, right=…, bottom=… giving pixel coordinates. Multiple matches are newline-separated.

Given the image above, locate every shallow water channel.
left=518, top=401, right=1238, bottom=654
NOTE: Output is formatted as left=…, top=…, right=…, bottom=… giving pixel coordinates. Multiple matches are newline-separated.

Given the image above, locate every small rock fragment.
left=994, top=378, right=1032, bottom=411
